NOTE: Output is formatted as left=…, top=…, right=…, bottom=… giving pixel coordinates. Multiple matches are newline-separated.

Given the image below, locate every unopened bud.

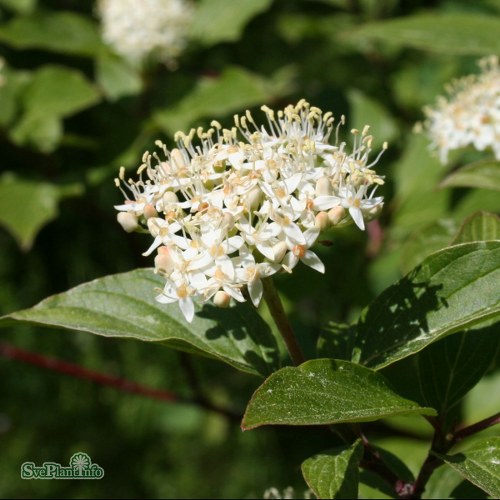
left=162, top=191, right=179, bottom=206
left=315, top=211, right=331, bottom=231
left=222, top=212, right=235, bottom=230
left=154, top=246, right=174, bottom=275
left=143, top=203, right=158, bottom=219
left=117, top=212, right=139, bottom=233
left=328, top=206, right=346, bottom=225
left=315, top=176, right=332, bottom=196
left=246, top=186, right=262, bottom=212
left=272, top=241, right=288, bottom=262
left=213, top=291, right=231, bottom=308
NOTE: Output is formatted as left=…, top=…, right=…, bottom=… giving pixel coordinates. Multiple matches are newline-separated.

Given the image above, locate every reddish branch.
left=0, top=341, right=241, bottom=421
left=0, top=341, right=179, bottom=402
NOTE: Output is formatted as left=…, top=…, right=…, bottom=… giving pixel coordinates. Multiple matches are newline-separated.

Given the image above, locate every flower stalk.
left=262, top=277, right=305, bottom=366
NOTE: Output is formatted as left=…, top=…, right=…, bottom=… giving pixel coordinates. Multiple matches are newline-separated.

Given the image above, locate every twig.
left=0, top=341, right=241, bottom=422
left=452, top=412, right=500, bottom=444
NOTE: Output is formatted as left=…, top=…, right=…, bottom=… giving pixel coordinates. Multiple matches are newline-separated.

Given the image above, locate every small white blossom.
left=115, top=100, right=386, bottom=321
left=420, top=55, right=500, bottom=163
left=97, top=0, right=193, bottom=66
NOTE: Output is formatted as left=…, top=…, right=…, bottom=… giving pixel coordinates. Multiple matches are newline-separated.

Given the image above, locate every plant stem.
left=262, top=277, right=305, bottom=366
left=0, top=341, right=241, bottom=421
left=452, top=411, right=500, bottom=444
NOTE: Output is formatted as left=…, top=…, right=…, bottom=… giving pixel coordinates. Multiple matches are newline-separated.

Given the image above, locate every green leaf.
left=241, top=359, right=435, bottom=429
left=0, top=174, right=78, bottom=250
left=391, top=134, right=447, bottom=220
left=9, top=112, right=62, bottom=153
left=348, top=89, right=399, bottom=146
left=463, top=371, right=500, bottom=426
left=0, top=0, right=36, bottom=14
left=154, top=66, right=286, bottom=134
left=394, top=135, right=442, bottom=200
left=434, top=437, right=500, bottom=498
left=400, top=219, right=458, bottom=275
left=0, top=67, right=32, bottom=127
left=346, top=14, right=500, bottom=55
left=0, top=269, right=279, bottom=377
left=96, top=50, right=143, bottom=101
left=190, top=0, right=273, bottom=45
left=22, top=65, right=101, bottom=118
left=440, top=160, right=500, bottom=192
left=416, top=324, right=499, bottom=418
left=317, top=322, right=356, bottom=361
left=424, top=460, right=490, bottom=498
left=0, top=12, right=102, bottom=56
left=452, top=211, right=500, bottom=245
left=301, top=441, right=363, bottom=499
left=353, top=242, right=500, bottom=369
left=454, top=188, right=500, bottom=221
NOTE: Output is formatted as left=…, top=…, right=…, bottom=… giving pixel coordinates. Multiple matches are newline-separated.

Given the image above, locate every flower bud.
left=143, top=203, right=158, bottom=219
left=315, top=176, right=332, bottom=196
left=328, top=206, right=346, bottom=225
left=246, top=186, right=262, bottom=212
left=315, top=211, right=331, bottom=231
left=222, top=212, right=235, bottom=231
left=117, top=212, right=139, bottom=233
left=162, top=191, right=179, bottom=206
left=271, top=241, right=288, bottom=262
left=213, top=291, right=231, bottom=308
left=154, top=246, right=174, bottom=275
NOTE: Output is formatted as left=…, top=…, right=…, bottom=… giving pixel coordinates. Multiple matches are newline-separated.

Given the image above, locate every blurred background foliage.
left=0, top=0, right=499, bottom=497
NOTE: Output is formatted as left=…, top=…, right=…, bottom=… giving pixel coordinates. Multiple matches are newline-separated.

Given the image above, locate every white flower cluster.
left=421, top=55, right=500, bottom=163
left=97, top=0, right=193, bottom=65
left=115, top=100, right=385, bottom=322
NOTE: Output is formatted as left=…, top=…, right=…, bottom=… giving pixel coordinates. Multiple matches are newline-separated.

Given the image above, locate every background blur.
left=1, top=0, right=499, bottom=497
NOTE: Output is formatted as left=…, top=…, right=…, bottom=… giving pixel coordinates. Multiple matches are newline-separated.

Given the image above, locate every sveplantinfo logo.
left=21, top=452, right=104, bottom=480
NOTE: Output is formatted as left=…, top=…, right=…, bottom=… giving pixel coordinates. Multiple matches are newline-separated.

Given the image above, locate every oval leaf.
left=452, top=212, right=500, bottom=245
left=354, top=242, right=500, bottom=369
left=242, top=359, right=435, bottom=430
left=22, top=65, right=101, bottom=118
left=346, top=14, right=500, bottom=55
left=0, top=12, right=102, bottom=56
left=416, top=323, right=499, bottom=418
left=0, top=269, right=279, bottom=377
left=190, top=0, right=273, bottom=45
left=440, top=161, right=500, bottom=192
left=434, top=437, right=500, bottom=498
left=302, top=441, right=364, bottom=499
left=0, top=175, right=65, bottom=250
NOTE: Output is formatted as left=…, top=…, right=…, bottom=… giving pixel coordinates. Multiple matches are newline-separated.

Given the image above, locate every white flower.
left=156, top=277, right=196, bottom=323
left=339, top=184, right=383, bottom=231
left=420, top=55, right=500, bottom=163
left=282, top=228, right=325, bottom=274
left=97, top=0, right=193, bottom=66
left=115, top=100, right=386, bottom=321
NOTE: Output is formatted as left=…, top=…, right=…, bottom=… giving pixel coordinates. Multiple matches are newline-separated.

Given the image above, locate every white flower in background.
left=420, top=55, right=500, bottom=163
left=115, top=100, right=386, bottom=321
left=97, top=0, right=193, bottom=65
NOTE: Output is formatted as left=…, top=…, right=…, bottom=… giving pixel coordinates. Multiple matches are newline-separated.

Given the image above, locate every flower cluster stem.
left=262, top=278, right=305, bottom=366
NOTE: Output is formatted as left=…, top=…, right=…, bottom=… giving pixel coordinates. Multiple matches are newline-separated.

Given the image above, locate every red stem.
left=0, top=341, right=179, bottom=403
